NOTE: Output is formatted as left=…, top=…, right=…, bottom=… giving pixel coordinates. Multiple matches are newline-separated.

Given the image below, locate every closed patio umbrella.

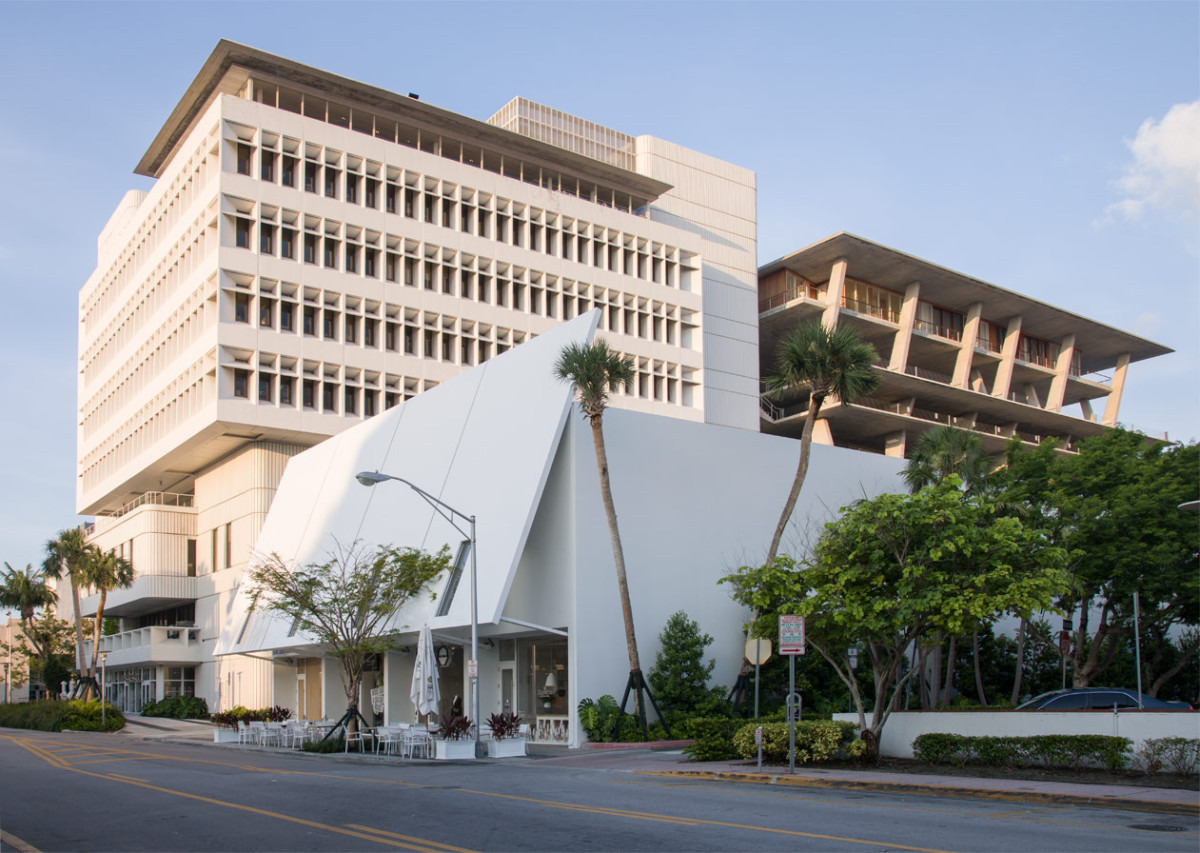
left=410, top=625, right=440, bottom=725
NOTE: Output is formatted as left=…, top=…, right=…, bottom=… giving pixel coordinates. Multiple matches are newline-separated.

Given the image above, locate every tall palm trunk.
left=590, top=416, right=640, bottom=676
left=1010, top=618, right=1027, bottom=706
left=70, top=582, right=86, bottom=676
left=767, top=395, right=822, bottom=562
left=972, top=631, right=988, bottom=707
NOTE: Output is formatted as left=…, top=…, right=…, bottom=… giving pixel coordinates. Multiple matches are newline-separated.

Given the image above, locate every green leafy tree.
left=722, top=479, right=1068, bottom=752
left=11, top=613, right=74, bottom=695
left=1003, top=431, right=1199, bottom=692
left=764, top=322, right=879, bottom=562
left=555, top=339, right=666, bottom=738
left=248, top=540, right=450, bottom=738
left=648, top=611, right=718, bottom=721
left=903, top=425, right=998, bottom=707
left=42, top=527, right=93, bottom=677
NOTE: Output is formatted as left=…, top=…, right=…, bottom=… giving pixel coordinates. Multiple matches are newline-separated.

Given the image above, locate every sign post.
left=778, top=615, right=805, bottom=774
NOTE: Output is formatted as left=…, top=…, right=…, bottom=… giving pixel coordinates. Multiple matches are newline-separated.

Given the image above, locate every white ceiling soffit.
left=216, top=310, right=600, bottom=656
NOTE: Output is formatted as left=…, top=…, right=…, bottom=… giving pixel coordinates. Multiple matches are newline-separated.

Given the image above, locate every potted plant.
left=486, top=712, right=526, bottom=758
left=433, top=715, right=475, bottom=760
left=209, top=709, right=240, bottom=743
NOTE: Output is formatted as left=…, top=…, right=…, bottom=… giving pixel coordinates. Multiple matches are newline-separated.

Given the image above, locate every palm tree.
left=0, top=562, right=58, bottom=663
left=903, top=425, right=991, bottom=494
left=79, top=546, right=134, bottom=695
left=765, top=322, right=880, bottom=562
left=554, top=338, right=665, bottom=739
left=42, top=527, right=91, bottom=678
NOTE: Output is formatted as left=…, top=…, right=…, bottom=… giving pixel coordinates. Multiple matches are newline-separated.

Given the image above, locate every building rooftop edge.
left=134, top=40, right=673, bottom=202
left=759, top=231, right=1174, bottom=362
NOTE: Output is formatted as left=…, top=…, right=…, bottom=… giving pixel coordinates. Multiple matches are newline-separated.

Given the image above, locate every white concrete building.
left=218, top=313, right=906, bottom=744
left=75, top=41, right=757, bottom=713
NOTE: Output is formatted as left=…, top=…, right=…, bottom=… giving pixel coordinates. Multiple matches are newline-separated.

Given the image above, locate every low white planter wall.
left=833, top=711, right=1200, bottom=759
left=487, top=737, right=527, bottom=758
left=213, top=728, right=238, bottom=744
left=435, top=739, right=476, bottom=760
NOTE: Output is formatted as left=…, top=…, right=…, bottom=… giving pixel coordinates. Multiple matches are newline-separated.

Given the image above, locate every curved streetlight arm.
left=356, top=471, right=474, bottom=538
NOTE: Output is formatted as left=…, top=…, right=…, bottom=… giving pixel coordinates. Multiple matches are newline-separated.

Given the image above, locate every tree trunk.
left=941, top=636, right=957, bottom=708
left=590, top=416, right=641, bottom=677
left=1010, top=618, right=1026, bottom=706
left=972, top=631, right=988, bottom=707
left=766, top=396, right=823, bottom=563
left=86, top=589, right=108, bottom=701
left=70, top=582, right=86, bottom=676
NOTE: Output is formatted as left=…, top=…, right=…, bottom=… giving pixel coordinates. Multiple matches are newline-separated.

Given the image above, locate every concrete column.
left=952, top=302, right=984, bottom=388
left=821, top=258, right=848, bottom=329
left=1079, top=399, right=1096, bottom=422
left=884, top=431, right=907, bottom=458
left=1024, top=383, right=1042, bottom=408
left=1046, top=334, right=1076, bottom=413
left=812, top=418, right=834, bottom=446
left=1101, top=353, right=1130, bottom=426
left=888, top=282, right=921, bottom=371
left=991, top=316, right=1023, bottom=400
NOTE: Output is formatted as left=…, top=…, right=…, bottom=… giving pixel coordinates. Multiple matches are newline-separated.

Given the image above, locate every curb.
left=636, top=770, right=1200, bottom=817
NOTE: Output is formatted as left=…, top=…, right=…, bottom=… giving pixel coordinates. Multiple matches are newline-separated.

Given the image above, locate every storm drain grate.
left=1128, top=824, right=1187, bottom=832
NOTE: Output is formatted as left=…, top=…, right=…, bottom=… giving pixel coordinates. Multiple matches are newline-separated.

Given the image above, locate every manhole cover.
left=1128, top=824, right=1186, bottom=832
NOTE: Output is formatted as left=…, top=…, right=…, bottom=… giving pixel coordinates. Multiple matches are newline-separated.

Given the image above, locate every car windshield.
left=1015, top=691, right=1062, bottom=710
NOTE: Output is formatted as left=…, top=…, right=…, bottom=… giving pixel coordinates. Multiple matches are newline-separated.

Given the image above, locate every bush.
left=648, top=612, right=716, bottom=720
left=1136, top=737, right=1200, bottom=775
left=0, top=699, right=124, bottom=732
left=913, top=732, right=1133, bottom=771
left=141, top=695, right=209, bottom=719
left=487, top=711, right=522, bottom=740
left=731, top=720, right=857, bottom=764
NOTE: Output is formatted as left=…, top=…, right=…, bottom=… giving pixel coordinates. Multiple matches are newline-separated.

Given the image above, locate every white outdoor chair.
left=404, top=727, right=433, bottom=759
left=236, top=720, right=254, bottom=746
left=375, top=726, right=404, bottom=755
left=248, top=720, right=266, bottom=746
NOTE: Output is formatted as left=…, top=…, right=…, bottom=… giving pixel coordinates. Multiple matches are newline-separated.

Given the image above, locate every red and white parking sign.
left=779, top=614, right=805, bottom=655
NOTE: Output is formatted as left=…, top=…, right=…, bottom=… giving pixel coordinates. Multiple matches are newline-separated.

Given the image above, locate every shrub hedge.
left=912, top=732, right=1133, bottom=771
left=0, top=699, right=125, bottom=732
left=1135, top=737, right=1200, bottom=775
left=682, top=715, right=854, bottom=763
left=141, top=695, right=208, bottom=719
left=209, top=705, right=293, bottom=728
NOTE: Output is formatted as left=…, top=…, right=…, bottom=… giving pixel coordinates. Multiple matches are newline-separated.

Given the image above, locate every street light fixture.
left=356, top=470, right=483, bottom=759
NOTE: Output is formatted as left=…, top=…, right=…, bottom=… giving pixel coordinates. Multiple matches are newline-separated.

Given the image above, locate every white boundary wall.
left=834, top=711, right=1200, bottom=758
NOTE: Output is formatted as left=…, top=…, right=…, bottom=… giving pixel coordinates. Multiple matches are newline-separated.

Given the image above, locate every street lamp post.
left=356, top=470, right=483, bottom=759
left=99, top=651, right=109, bottom=727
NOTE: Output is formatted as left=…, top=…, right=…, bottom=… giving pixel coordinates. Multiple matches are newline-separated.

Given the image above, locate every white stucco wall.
left=833, top=710, right=1200, bottom=759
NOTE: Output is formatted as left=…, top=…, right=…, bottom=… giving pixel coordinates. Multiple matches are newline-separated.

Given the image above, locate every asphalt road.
left=0, top=730, right=1196, bottom=853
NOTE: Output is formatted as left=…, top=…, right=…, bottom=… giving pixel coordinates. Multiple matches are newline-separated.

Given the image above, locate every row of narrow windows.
left=228, top=140, right=689, bottom=287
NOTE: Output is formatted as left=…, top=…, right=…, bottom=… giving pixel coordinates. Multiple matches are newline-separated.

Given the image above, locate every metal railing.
left=759, top=282, right=823, bottom=313
left=842, top=296, right=899, bottom=324
left=101, top=491, right=195, bottom=519
left=914, top=319, right=963, bottom=341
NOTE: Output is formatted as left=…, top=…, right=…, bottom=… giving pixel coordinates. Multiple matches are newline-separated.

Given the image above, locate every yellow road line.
left=5, top=734, right=955, bottom=850
left=0, top=829, right=42, bottom=853
left=345, top=825, right=479, bottom=853
left=7, top=738, right=471, bottom=852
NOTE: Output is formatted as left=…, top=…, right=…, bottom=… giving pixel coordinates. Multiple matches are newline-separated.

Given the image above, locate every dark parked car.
left=1016, top=688, right=1193, bottom=711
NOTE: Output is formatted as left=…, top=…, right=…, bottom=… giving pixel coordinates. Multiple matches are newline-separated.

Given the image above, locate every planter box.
left=434, top=739, right=476, bottom=760
left=213, top=728, right=239, bottom=744
left=487, top=737, right=527, bottom=758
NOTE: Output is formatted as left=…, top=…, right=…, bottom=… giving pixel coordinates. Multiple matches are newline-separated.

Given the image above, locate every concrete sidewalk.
left=119, top=718, right=1199, bottom=816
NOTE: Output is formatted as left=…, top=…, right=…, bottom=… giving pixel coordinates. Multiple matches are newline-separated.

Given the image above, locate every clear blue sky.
left=1, top=1, right=1196, bottom=576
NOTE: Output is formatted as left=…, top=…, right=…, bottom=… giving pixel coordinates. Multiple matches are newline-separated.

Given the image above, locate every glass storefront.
left=104, top=666, right=156, bottom=713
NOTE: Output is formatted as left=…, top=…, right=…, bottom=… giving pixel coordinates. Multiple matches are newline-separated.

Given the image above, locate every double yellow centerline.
left=8, top=735, right=955, bottom=852
left=8, top=737, right=469, bottom=852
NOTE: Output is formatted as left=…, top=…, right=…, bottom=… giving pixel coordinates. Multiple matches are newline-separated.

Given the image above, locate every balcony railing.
left=84, top=625, right=205, bottom=666
left=842, top=296, right=900, bottom=324
left=101, top=491, right=195, bottom=519
left=914, top=319, right=963, bottom=342
left=759, top=282, right=823, bottom=313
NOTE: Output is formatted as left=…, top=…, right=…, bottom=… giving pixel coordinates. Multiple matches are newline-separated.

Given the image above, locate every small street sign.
left=467, top=659, right=478, bottom=679
left=754, top=726, right=763, bottom=745
left=779, top=614, right=805, bottom=655
left=745, top=637, right=772, bottom=664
